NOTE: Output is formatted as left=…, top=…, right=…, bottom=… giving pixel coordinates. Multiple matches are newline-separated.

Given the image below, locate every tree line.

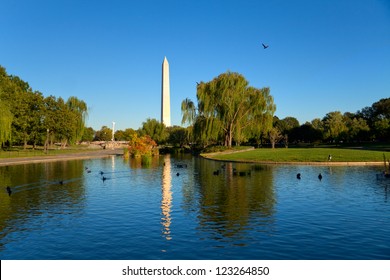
left=0, top=66, right=88, bottom=149
left=93, top=119, right=189, bottom=149
left=1, top=66, right=388, bottom=150
left=0, top=65, right=191, bottom=150
left=91, top=71, right=390, bottom=148
left=180, top=71, right=389, bottom=148
left=272, top=98, right=389, bottom=147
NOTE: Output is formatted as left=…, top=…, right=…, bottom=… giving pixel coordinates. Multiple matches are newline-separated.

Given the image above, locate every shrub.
left=127, top=134, right=159, bottom=158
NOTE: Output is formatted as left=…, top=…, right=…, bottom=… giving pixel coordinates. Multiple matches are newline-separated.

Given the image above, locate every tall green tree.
left=2, top=75, right=42, bottom=148
left=289, top=122, right=323, bottom=143
left=1, top=65, right=89, bottom=148
left=43, top=96, right=76, bottom=147
left=27, top=91, right=45, bottom=148
left=323, top=111, right=347, bottom=142
left=115, top=128, right=137, bottom=141
left=182, top=71, right=275, bottom=147
left=81, top=127, right=95, bottom=142
left=167, top=126, right=189, bottom=147
left=181, top=98, right=197, bottom=125
left=358, top=98, right=390, bottom=141
left=66, top=96, right=88, bottom=143
left=343, top=114, right=370, bottom=142
left=94, top=126, right=113, bottom=141
left=275, top=116, right=300, bottom=134
left=0, top=99, right=13, bottom=147
left=139, top=118, right=168, bottom=144
left=311, top=118, right=324, bottom=131
left=268, top=127, right=282, bottom=148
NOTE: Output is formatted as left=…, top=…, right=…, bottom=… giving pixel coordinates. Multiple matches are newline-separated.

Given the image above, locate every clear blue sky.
left=1, top=0, right=389, bottom=131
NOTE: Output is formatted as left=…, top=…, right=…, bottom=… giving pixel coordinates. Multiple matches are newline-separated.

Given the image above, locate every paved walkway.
left=0, top=149, right=124, bottom=166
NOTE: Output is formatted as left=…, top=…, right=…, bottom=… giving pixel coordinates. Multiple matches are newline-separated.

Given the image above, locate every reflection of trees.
left=126, top=156, right=160, bottom=169
left=193, top=160, right=276, bottom=238
left=0, top=160, right=86, bottom=248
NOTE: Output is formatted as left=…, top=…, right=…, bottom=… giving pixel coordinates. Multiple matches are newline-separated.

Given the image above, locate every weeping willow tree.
left=0, top=99, right=13, bottom=147
left=182, top=71, right=275, bottom=147
left=66, top=96, right=88, bottom=144
left=0, top=67, right=14, bottom=146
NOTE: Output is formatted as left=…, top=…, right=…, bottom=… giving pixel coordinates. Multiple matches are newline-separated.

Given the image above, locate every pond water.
left=0, top=154, right=389, bottom=260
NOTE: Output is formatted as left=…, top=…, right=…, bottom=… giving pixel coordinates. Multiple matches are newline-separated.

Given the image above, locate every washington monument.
left=161, top=56, right=171, bottom=127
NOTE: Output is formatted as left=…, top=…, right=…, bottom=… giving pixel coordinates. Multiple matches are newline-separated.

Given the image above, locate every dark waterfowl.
left=318, top=173, right=323, bottom=181
left=297, top=173, right=301, bottom=179
left=237, top=170, right=251, bottom=176
left=6, top=186, right=12, bottom=196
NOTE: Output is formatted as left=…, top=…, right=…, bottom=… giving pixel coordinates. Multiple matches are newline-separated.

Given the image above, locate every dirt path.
left=0, top=149, right=124, bottom=166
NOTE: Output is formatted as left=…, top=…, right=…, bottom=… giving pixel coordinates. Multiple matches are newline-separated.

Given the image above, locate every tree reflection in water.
left=183, top=159, right=276, bottom=242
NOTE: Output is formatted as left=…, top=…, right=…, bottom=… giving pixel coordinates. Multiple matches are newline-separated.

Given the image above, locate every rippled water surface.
left=1, top=155, right=389, bottom=259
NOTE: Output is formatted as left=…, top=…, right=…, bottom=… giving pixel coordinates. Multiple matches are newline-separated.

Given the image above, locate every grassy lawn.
left=0, top=147, right=98, bottom=159
left=208, top=147, right=389, bottom=163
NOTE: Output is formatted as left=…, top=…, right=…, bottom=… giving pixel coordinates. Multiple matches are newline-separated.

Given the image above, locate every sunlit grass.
left=209, top=148, right=389, bottom=163
left=0, top=147, right=97, bottom=159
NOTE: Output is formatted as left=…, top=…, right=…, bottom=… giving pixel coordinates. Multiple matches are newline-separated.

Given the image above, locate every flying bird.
left=262, top=43, right=269, bottom=49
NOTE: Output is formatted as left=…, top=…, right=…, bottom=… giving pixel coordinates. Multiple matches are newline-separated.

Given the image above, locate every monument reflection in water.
left=161, top=154, right=172, bottom=241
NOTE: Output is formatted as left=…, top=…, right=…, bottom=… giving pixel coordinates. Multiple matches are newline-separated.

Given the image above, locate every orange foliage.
left=128, top=134, right=158, bottom=158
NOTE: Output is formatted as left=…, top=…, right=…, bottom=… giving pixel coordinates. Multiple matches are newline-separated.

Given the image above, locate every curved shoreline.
left=201, top=156, right=384, bottom=166
left=0, top=148, right=384, bottom=167
left=200, top=147, right=385, bottom=166
left=0, top=149, right=124, bottom=166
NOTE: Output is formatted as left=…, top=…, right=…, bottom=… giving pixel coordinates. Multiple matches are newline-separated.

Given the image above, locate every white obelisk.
left=161, top=56, right=171, bottom=127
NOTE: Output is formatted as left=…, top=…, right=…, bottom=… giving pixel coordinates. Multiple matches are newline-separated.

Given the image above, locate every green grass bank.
left=203, top=147, right=390, bottom=165
left=0, top=147, right=100, bottom=159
